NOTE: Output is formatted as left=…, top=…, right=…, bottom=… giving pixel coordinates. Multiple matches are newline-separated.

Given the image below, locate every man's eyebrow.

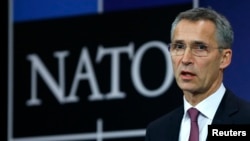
left=172, top=40, right=207, bottom=45
left=173, top=40, right=184, bottom=44
left=192, top=41, right=207, bottom=44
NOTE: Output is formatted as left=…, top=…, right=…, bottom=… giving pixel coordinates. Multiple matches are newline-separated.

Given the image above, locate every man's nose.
left=181, top=47, right=193, bottom=65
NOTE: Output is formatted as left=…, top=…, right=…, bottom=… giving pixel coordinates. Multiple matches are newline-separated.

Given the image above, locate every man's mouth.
left=181, top=71, right=195, bottom=76
left=180, top=71, right=196, bottom=80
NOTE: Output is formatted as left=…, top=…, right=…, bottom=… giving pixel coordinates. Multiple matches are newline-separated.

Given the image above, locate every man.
left=145, top=7, right=250, bottom=141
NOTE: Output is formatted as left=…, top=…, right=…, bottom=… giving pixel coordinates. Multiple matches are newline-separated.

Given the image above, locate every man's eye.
left=195, top=44, right=208, bottom=50
left=175, top=44, right=185, bottom=49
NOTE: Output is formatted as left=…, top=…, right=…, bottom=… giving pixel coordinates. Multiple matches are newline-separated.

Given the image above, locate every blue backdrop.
left=200, top=0, right=250, bottom=101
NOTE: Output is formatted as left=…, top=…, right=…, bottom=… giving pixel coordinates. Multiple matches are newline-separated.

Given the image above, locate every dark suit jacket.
left=145, top=89, right=250, bottom=141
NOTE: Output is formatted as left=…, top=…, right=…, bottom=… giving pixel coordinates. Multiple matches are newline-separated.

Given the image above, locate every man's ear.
left=220, top=49, right=232, bottom=69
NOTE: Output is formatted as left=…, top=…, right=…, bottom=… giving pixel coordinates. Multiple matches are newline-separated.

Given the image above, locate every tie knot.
left=188, top=108, right=199, bottom=122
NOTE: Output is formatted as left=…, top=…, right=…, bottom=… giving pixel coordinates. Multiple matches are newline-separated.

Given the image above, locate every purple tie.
left=188, top=108, right=199, bottom=141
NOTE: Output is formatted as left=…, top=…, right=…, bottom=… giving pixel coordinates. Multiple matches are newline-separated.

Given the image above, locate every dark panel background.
left=12, top=3, right=191, bottom=140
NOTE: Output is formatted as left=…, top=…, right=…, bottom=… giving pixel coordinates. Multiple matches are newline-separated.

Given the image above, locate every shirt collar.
left=183, top=83, right=225, bottom=120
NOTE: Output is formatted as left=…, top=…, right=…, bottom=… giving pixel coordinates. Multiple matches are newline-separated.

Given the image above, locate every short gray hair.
left=170, top=7, right=233, bottom=49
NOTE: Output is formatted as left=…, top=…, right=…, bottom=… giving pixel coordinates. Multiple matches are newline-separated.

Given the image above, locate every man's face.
left=171, top=19, right=231, bottom=95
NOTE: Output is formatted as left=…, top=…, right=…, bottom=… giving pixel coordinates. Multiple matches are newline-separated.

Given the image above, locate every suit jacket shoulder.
left=145, top=106, right=184, bottom=141
left=212, top=89, right=250, bottom=124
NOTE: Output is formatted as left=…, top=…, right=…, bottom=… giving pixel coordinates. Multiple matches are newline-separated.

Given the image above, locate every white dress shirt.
left=178, top=83, right=226, bottom=141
